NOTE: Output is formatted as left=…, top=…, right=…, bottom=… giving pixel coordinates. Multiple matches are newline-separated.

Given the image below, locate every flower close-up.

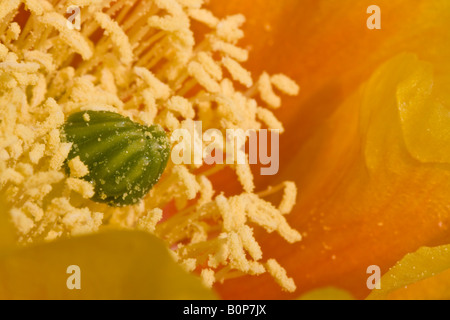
left=1, top=0, right=450, bottom=301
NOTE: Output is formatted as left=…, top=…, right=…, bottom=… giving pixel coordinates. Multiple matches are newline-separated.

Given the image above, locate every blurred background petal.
left=0, top=196, right=17, bottom=253
left=0, top=231, right=216, bottom=299
left=298, top=287, right=354, bottom=300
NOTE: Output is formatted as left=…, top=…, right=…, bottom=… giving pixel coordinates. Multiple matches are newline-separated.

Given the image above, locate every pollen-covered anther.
left=68, top=156, right=89, bottom=178
left=180, top=258, right=197, bottom=272
left=66, top=178, right=95, bottom=199
left=196, top=51, right=223, bottom=81
left=271, top=74, right=300, bottom=96
left=211, top=37, right=249, bottom=62
left=188, top=60, right=221, bottom=93
left=188, top=8, right=219, bottom=28
left=137, top=208, right=163, bottom=233
left=200, top=268, right=216, bottom=288
left=278, top=181, right=297, bottom=215
left=266, top=259, right=297, bottom=293
left=222, top=57, right=253, bottom=88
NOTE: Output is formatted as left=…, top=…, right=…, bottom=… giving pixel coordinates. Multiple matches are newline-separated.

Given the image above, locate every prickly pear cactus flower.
left=0, top=0, right=449, bottom=300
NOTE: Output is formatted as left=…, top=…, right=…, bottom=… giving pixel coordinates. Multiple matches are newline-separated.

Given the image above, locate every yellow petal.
left=397, top=58, right=450, bottom=164
left=0, top=231, right=216, bottom=299
left=298, top=287, right=354, bottom=300
left=0, top=196, right=17, bottom=253
left=381, top=268, right=450, bottom=300
left=367, top=244, right=450, bottom=300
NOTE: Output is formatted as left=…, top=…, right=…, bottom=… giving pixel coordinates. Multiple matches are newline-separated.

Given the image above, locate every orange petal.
left=210, top=0, right=450, bottom=299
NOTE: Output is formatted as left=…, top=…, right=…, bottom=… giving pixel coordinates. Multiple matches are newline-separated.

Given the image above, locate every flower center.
left=0, top=0, right=300, bottom=293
